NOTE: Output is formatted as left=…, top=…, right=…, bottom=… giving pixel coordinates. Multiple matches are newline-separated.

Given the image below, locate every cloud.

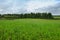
left=0, top=0, right=25, bottom=14
left=0, top=0, right=60, bottom=15
left=26, top=0, right=58, bottom=12
left=35, top=3, right=60, bottom=15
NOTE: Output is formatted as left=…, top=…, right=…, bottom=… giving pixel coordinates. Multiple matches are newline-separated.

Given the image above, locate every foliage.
left=0, top=12, right=53, bottom=19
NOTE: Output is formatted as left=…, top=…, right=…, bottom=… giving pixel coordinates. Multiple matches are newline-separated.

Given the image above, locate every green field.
left=0, top=19, right=60, bottom=40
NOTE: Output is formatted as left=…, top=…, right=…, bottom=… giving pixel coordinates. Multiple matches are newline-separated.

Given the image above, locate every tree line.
left=0, top=12, right=53, bottom=19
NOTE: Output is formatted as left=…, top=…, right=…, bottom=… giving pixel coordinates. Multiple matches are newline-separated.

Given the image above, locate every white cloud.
left=26, top=0, right=58, bottom=12
left=0, top=0, right=60, bottom=15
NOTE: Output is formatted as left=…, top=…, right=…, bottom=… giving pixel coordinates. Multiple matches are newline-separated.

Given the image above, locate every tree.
left=35, top=13, right=41, bottom=18
left=47, top=13, right=53, bottom=19
left=30, top=12, right=35, bottom=18
left=0, top=12, right=54, bottom=19
left=0, top=14, right=1, bottom=17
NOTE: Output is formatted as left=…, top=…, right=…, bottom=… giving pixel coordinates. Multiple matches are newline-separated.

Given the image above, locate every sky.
left=0, top=0, right=60, bottom=15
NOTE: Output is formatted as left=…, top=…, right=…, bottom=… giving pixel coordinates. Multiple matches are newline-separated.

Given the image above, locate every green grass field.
left=0, top=19, right=60, bottom=40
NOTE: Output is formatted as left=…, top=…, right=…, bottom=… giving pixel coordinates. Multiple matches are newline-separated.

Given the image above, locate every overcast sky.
left=0, top=0, right=60, bottom=15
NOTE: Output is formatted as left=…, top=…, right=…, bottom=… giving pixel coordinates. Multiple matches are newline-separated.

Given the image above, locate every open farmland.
left=0, top=19, right=60, bottom=40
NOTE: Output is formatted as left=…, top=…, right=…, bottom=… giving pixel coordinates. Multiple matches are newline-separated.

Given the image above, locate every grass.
left=0, top=19, right=60, bottom=40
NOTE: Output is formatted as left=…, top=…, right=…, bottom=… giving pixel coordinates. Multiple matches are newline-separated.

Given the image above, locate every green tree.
left=47, top=13, right=53, bottom=19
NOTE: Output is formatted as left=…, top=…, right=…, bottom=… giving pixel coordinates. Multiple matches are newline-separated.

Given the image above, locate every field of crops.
left=0, top=19, right=60, bottom=40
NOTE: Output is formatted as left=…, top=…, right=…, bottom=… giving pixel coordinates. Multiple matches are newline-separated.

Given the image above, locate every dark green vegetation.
left=0, top=12, right=53, bottom=19
left=0, top=19, right=60, bottom=40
